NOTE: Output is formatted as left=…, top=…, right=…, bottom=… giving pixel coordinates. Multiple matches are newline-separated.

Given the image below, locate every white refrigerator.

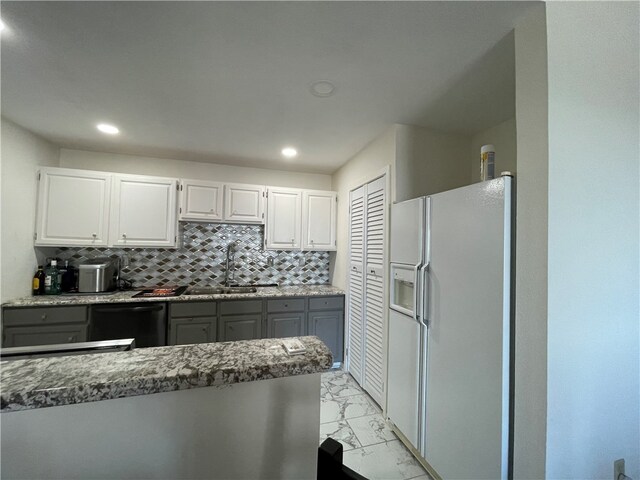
left=387, top=176, right=513, bottom=480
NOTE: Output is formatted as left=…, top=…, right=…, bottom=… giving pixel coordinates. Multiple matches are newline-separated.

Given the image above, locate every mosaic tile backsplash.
left=53, top=223, right=330, bottom=288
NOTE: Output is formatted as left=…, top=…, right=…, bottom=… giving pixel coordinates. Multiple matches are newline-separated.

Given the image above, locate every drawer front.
left=308, top=296, right=344, bottom=311
left=3, top=306, right=88, bottom=326
left=267, top=298, right=305, bottom=313
left=220, top=300, right=263, bottom=315
left=3, top=324, right=88, bottom=348
left=171, top=302, right=217, bottom=318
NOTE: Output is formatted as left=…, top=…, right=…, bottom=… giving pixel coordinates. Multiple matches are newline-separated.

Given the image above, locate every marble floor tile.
left=342, top=440, right=427, bottom=480
left=319, top=420, right=362, bottom=451
left=320, top=383, right=333, bottom=401
left=326, top=381, right=362, bottom=398
left=320, top=394, right=379, bottom=424
left=347, top=413, right=397, bottom=447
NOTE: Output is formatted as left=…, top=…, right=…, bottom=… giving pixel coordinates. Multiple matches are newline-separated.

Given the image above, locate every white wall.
left=0, top=118, right=60, bottom=303
left=512, top=5, right=549, bottom=478
left=395, top=124, right=470, bottom=202
left=469, top=117, right=517, bottom=183
left=59, top=149, right=332, bottom=190
left=330, top=126, right=397, bottom=289
left=2, top=374, right=321, bottom=479
left=545, top=3, right=639, bottom=479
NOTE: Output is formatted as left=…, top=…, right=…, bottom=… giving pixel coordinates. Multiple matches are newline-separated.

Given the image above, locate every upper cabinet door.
left=179, top=179, right=223, bottom=222
left=266, top=187, right=302, bottom=250
left=302, top=190, right=337, bottom=251
left=35, top=168, right=111, bottom=247
left=223, top=184, right=265, bottom=224
left=109, top=175, right=178, bottom=247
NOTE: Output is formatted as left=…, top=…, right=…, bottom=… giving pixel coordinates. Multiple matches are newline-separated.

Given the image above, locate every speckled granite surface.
left=2, top=285, right=344, bottom=308
left=1, top=336, right=332, bottom=413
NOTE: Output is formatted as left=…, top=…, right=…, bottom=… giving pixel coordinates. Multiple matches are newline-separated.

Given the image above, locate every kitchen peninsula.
left=1, top=335, right=332, bottom=479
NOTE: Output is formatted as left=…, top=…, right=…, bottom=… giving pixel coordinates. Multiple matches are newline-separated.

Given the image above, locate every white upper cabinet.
left=35, top=168, right=111, bottom=247
left=302, top=190, right=337, bottom=251
left=179, top=179, right=223, bottom=222
left=109, top=174, right=178, bottom=247
left=266, top=187, right=302, bottom=250
left=224, top=184, right=265, bottom=224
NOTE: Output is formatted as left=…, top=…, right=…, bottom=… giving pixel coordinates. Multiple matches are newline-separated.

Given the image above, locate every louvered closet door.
left=363, top=176, right=386, bottom=405
left=347, top=186, right=365, bottom=384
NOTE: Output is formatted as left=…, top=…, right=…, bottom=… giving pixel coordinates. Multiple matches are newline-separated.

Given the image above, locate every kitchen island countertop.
left=1, top=335, right=332, bottom=413
left=2, top=284, right=344, bottom=308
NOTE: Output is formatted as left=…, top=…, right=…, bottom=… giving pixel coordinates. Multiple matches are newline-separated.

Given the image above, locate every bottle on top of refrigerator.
left=480, top=144, right=496, bottom=181
left=44, top=260, right=61, bottom=295
left=32, top=265, right=45, bottom=295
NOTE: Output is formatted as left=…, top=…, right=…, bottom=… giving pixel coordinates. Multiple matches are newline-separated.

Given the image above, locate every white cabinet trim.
left=265, top=187, right=302, bottom=250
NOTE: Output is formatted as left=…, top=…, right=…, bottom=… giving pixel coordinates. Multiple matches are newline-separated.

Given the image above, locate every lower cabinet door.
left=170, top=317, right=215, bottom=345
left=220, top=314, right=262, bottom=342
left=267, top=313, right=304, bottom=338
left=3, top=324, right=88, bottom=348
left=308, top=311, right=344, bottom=363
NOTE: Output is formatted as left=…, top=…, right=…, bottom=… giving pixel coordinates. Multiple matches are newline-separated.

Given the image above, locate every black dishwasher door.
left=90, top=303, right=167, bottom=347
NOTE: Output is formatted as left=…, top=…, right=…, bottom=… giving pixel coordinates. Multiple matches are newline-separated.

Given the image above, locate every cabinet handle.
left=370, top=269, right=375, bottom=274
left=202, top=327, right=207, bottom=332
left=67, top=336, right=75, bottom=342
left=122, top=233, right=127, bottom=238
left=41, top=314, right=47, bottom=320
left=92, top=233, right=97, bottom=238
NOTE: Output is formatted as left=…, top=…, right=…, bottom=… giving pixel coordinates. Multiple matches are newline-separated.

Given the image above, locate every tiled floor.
left=320, top=370, right=430, bottom=480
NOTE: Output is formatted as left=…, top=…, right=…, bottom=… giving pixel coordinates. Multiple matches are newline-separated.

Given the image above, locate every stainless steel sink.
left=184, top=286, right=257, bottom=295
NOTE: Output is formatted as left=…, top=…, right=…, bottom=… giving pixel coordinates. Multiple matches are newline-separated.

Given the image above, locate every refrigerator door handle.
left=419, top=263, right=430, bottom=327
left=414, top=263, right=422, bottom=322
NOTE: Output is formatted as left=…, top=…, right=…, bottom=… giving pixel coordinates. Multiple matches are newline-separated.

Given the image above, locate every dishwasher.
left=90, top=303, right=167, bottom=347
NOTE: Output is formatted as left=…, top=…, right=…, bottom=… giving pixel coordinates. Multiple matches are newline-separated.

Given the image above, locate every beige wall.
left=469, top=117, right=517, bottom=183
left=329, top=126, right=397, bottom=289
left=1, top=118, right=60, bottom=303
left=513, top=5, right=548, bottom=479
left=59, top=149, right=332, bottom=190
left=395, top=124, right=471, bottom=201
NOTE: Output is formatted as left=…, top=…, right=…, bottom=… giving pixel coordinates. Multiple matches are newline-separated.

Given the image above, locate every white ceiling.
left=1, top=1, right=535, bottom=174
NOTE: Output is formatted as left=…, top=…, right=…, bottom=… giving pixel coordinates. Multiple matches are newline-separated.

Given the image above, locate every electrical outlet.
left=298, top=257, right=306, bottom=267
left=614, top=458, right=625, bottom=480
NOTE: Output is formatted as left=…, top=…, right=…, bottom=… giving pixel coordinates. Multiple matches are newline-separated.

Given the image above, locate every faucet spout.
left=224, top=241, right=238, bottom=287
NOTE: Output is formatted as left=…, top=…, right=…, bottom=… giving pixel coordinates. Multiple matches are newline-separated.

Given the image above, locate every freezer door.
left=390, top=197, right=425, bottom=265
left=423, top=177, right=512, bottom=480
left=386, top=309, right=422, bottom=450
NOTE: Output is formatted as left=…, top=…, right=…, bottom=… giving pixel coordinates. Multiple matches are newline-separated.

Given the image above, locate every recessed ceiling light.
left=96, top=123, right=120, bottom=135
left=310, top=81, right=336, bottom=98
left=281, top=147, right=298, bottom=159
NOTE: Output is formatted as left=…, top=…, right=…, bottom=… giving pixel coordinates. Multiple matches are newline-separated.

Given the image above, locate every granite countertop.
left=1, top=335, right=332, bottom=413
left=2, top=285, right=345, bottom=308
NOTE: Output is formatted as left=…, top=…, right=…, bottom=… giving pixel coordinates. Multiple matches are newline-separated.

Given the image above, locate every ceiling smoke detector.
left=310, top=81, right=336, bottom=98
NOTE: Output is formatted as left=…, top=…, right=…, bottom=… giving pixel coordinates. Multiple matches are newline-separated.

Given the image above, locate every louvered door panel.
left=347, top=186, right=365, bottom=383
left=363, top=176, right=387, bottom=405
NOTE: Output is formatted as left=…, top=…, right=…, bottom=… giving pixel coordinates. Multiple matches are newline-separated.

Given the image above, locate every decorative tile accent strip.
left=52, top=223, right=330, bottom=288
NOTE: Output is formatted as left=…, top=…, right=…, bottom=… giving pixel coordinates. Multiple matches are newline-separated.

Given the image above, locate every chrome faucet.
left=224, top=241, right=237, bottom=287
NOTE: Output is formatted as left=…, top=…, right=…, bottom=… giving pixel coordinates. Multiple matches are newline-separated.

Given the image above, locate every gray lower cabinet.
left=307, top=296, right=344, bottom=363
left=169, top=302, right=216, bottom=346
left=267, top=313, right=304, bottom=338
left=220, top=314, right=262, bottom=342
left=2, top=306, right=88, bottom=348
left=3, top=324, right=88, bottom=348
